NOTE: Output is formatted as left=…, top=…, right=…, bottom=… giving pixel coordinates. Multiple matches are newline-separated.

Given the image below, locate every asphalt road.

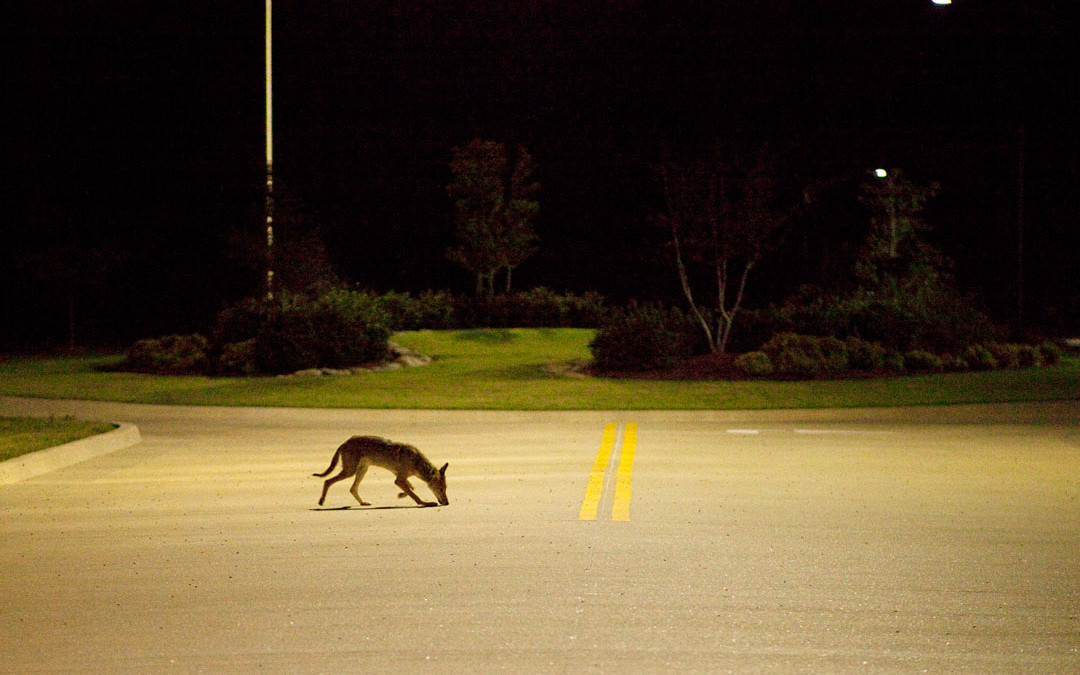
left=1, top=398, right=1078, bottom=674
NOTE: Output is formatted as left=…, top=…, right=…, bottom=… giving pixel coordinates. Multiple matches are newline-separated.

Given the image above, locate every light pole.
left=264, top=0, right=275, bottom=300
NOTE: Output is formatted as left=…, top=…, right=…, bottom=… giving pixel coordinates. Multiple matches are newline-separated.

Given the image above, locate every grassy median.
left=1, top=328, right=1078, bottom=410
left=0, top=417, right=117, bottom=463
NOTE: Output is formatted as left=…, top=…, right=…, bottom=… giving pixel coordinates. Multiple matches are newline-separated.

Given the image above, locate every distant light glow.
left=875, top=168, right=888, bottom=178
left=932, top=0, right=952, bottom=5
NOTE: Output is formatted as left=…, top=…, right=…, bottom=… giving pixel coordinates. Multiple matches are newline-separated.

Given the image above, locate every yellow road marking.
left=611, top=423, right=637, bottom=521
left=578, top=423, right=617, bottom=520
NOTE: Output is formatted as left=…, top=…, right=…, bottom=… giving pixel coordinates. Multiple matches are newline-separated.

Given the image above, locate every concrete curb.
left=0, top=423, right=142, bottom=486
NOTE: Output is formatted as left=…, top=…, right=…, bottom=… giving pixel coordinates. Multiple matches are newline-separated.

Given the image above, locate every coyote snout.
left=313, top=436, right=449, bottom=507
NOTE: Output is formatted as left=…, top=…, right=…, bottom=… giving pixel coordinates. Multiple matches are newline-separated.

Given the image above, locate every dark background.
left=3, top=0, right=1076, bottom=349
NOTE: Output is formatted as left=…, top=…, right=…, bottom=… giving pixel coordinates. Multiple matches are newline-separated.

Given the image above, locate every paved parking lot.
left=1, top=398, right=1078, bottom=673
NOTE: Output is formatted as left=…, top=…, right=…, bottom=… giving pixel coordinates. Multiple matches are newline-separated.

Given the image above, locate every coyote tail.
left=312, top=446, right=343, bottom=477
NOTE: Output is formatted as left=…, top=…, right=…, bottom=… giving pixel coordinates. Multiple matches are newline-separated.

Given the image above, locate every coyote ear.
left=439, top=462, right=448, bottom=476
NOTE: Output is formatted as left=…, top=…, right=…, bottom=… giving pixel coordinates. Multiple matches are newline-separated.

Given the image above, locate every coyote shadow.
left=310, top=504, right=440, bottom=512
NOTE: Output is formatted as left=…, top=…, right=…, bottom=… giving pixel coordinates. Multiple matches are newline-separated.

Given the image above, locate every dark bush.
left=987, top=342, right=1021, bottom=369
left=884, top=350, right=906, bottom=373
left=903, top=350, right=944, bottom=373
left=417, top=290, right=457, bottom=329
left=589, top=303, right=689, bottom=372
left=211, top=297, right=267, bottom=347
left=213, top=289, right=390, bottom=375
left=457, top=288, right=608, bottom=328
left=819, top=336, right=850, bottom=374
left=373, top=289, right=456, bottom=331
left=1015, top=344, right=1041, bottom=368
left=945, top=354, right=970, bottom=372
left=126, top=334, right=209, bottom=374
left=1038, top=341, right=1062, bottom=366
left=563, top=291, right=609, bottom=327
left=761, top=333, right=832, bottom=378
left=763, top=284, right=997, bottom=355
left=516, top=287, right=567, bottom=326
left=376, top=291, right=426, bottom=331
left=219, top=339, right=257, bottom=376
left=963, top=344, right=998, bottom=371
left=845, top=336, right=887, bottom=372
left=734, top=351, right=773, bottom=377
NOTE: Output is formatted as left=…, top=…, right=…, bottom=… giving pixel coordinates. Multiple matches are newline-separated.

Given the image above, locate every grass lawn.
left=0, top=417, right=117, bottom=463
left=1, top=328, right=1078, bottom=410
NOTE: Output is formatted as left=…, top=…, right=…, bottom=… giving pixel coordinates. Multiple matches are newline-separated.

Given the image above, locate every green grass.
left=0, top=417, right=117, bottom=463
left=1, top=328, right=1078, bottom=410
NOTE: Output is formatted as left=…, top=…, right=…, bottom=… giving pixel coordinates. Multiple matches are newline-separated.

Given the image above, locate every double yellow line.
left=578, top=422, right=638, bottom=521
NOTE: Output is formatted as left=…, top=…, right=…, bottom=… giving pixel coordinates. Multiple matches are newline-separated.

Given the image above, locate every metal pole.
left=265, top=0, right=275, bottom=300
left=1016, top=127, right=1025, bottom=327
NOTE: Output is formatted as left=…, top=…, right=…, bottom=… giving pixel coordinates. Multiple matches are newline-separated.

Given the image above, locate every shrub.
left=589, top=303, right=689, bottom=372
left=219, top=339, right=257, bottom=376
left=309, top=288, right=391, bottom=367
left=764, top=283, right=997, bottom=355
left=375, top=289, right=456, bottom=331
left=126, top=334, right=209, bottom=374
left=211, top=297, right=266, bottom=347
left=819, top=336, right=850, bottom=374
left=963, top=344, right=998, bottom=371
left=734, top=351, right=774, bottom=377
left=762, top=333, right=829, bottom=378
left=453, top=288, right=609, bottom=329
left=987, top=342, right=1021, bottom=370
left=1038, top=340, right=1062, bottom=367
left=376, top=291, right=426, bottom=331
left=945, top=355, right=970, bottom=372
left=564, top=291, right=609, bottom=327
left=517, top=286, right=569, bottom=326
left=417, top=290, right=457, bottom=329
left=1016, top=344, right=1042, bottom=369
left=884, top=350, right=906, bottom=373
left=213, top=289, right=391, bottom=375
left=904, top=350, right=944, bottom=373
left=845, top=336, right=887, bottom=372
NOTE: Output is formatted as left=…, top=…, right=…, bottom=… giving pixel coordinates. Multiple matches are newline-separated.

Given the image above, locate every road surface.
left=1, top=397, right=1078, bottom=673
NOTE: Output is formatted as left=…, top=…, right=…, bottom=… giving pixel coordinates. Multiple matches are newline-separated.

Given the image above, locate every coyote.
left=313, top=436, right=449, bottom=507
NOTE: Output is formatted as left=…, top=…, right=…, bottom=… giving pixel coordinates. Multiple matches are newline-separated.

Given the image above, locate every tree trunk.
left=671, top=218, right=717, bottom=352
left=67, top=291, right=77, bottom=352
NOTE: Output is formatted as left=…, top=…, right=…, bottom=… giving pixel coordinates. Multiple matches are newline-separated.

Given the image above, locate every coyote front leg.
left=395, top=475, right=436, bottom=507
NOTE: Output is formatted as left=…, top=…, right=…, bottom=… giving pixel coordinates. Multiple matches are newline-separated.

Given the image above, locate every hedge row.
left=734, top=333, right=1063, bottom=379
left=125, top=287, right=609, bottom=375
left=731, top=288, right=999, bottom=355
left=588, top=303, right=1064, bottom=378
left=127, top=289, right=393, bottom=376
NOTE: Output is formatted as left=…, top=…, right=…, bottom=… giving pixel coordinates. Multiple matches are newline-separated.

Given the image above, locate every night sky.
left=3, top=0, right=1076, bottom=349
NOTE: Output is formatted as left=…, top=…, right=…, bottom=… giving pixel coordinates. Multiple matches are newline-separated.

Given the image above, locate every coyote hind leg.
left=348, top=464, right=371, bottom=506
left=318, top=467, right=353, bottom=506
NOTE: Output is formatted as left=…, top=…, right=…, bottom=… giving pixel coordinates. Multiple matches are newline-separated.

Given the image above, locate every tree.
left=446, top=139, right=539, bottom=296
left=857, top=168, right=941, bottom=281
left=850, top=169, right=993, bottom=352
left=657, top=145, right=795, bottom=354
left=18, top=218, right=120, bottom=351
left=229, top=185, right=339, bottom=297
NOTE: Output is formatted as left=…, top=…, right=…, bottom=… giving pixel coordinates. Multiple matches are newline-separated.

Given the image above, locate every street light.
left=265, top=0, right=275, bottom=300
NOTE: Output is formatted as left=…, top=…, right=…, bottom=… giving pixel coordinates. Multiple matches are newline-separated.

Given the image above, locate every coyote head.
left=429, top=463, right=450, bottom=506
